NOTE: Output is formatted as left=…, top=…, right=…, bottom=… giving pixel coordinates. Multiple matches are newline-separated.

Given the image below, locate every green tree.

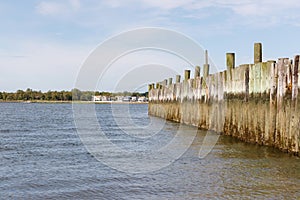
left=72, top=88, right=82, bottom=101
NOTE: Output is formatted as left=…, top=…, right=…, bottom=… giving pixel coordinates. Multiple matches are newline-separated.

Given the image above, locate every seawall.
left=148, top=43, right=300, bottom=155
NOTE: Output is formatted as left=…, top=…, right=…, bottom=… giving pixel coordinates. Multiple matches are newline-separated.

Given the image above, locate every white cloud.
left=34, top=0, right=300, bottom=29
left=136, top=0, right=300, bottom=14
left=93, top=0, right=300, bottom=28
left=140, top=0, right=195, bottom=10
left=36, top=0, right=81, bottom=16
left=218, top=0, right=296, bottom=16
left=220, top=0, right=300, bottom=27
left=69, top=0, right=81, bottom=11
left=101, top=0, right=124, bottom=8
left=36, top=1, right=64, bottom=15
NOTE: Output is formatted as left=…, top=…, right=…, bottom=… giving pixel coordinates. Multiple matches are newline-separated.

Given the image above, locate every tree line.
left=0, top=88, right=148, bottom=101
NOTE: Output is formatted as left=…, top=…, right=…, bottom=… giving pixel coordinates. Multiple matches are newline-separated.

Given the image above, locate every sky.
left=1, top=0, right=300, bottom=92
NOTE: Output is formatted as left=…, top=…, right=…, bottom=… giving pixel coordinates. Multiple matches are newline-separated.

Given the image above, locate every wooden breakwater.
left=148, top=43, right=300, bottom=155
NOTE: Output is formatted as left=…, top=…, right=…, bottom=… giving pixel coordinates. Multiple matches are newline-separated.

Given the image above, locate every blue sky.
left=1, top=0, right=300, bottom=92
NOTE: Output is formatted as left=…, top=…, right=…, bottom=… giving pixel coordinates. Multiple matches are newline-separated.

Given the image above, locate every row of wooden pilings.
left=148, top=43, right=300, bottom=155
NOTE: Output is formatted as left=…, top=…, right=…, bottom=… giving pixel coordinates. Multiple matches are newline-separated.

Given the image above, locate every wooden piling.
left=268, top=60, right=277, bottom=145
left=184, top=70, right=191, bottom=81
left=156, top=82, right=160, bottom=89
left=176, top=75, right=181, bottom=83
left=226, top=53, right=235, bottom=70
left=203, top=51, right=210, bottom=89
left=148, top=44, right=299, bottom=156
left=269, top=61, right=277, bottom=104
left=163, top=79, right=168, bottom=86
left=168, top=78, right=173, bottom=85
left=203, top=64, right=209, bottom=79
left=245, top=65, right=250, bottom=101
left=254, top=43, right=262, bottom=64
left=195, top=66, right=201, bottom=79
left=226, top=53, right=235, bottom=83
left=292, top=55, right=299, bottom=101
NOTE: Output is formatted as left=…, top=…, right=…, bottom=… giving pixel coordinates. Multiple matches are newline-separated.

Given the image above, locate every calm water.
left=0, top=103, right=299, bottom=199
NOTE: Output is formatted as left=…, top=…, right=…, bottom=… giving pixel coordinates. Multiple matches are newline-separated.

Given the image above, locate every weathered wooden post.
left=245, top=65, right=250, bottom=101
left=195, top=66, right=200, bottom=79
left=182, top=70, right=191, bottom=100
left=203, top=50, right=210, bottom=102
left=176, top=75, right=181, bottom=83
left=203, top=51, right=210, bottom=90
left=184, top=70, right=191, bottom=81
left=291, top=55, right=299, bottom=153
left=226, top=53, right=235, bottom=80
left=225, top=52, right=235, bottom=94
left=193, top=66, right=201, bottom=88
left=298, top=57, right=300, bottom=88
left=163, top=79, right=168, bottom=86
left=276, top=58, right=289, bottom=150
left=254, top=43, right=262, bottom=64
left=175, top=75, right=181, bottom=101
left=292, top=55, right=299, bottom=101
left=277, top=58, right=289, bottom=102
left=148, top=84, right=152, bottom=91
left=203, top=65, right=209, bottom=80
left=168, top=78, right=173, bottom=85
left=268, top=60, right=277, bottom=145
left=226, top=53, right=235, bottom=69
left=205, top=50, right=209, bottom=65
left=156, top=82, right=160, bottom=89
left=203, top=50, right=210, bottom=80
left=277, top=58, right=287, bottom=106
left=269, top=60, right=277, bottom=104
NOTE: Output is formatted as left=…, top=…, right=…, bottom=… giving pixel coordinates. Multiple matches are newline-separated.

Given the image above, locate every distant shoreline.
left=0, top=100, right=148, bottom=104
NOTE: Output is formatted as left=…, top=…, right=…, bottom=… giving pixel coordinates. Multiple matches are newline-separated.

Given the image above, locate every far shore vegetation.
left=0, top=88, right=148, bottom=102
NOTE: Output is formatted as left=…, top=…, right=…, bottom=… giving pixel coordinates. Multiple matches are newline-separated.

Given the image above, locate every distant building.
left=115, top=96, right=123, bottom=102
left=92, top=95, right=110, bottom=102
left=92, top=95, right=147, bottom=102
left=138, top=96, right=148, bottom=102
left=122, top=96, right=132, bottom=102
left=92, top=96, right=101, bottom=101
left=131, top=96, right=137, bottom=102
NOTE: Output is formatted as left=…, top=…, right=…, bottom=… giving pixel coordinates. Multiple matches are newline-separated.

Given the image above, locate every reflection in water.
left=0, top=103, right=299, bottom=199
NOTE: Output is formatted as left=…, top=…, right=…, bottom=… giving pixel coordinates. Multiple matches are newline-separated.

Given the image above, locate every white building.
left=138, top=96, right=148, bottom=102
left=92, top=96, right=101, bottom=102
left=131, top=96, right=137, bottom=102
left=92, top=95, right=109, bottom=102
left=115, top=96, right=124, bottom=102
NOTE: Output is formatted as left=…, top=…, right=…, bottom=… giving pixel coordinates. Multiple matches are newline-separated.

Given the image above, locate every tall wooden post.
left=226, top=53, right=235, bottom=81
left=292, top=55, right=299, bottom=101
left=168, top=78, right=173, bottom=85
left=184, top=70, right=191, bottom=81
left=176, top=75, right=181, bottom=83
left=203, top=50, right=209, bottom=79
left=254, top=43, right=262, bottom=64
left=195, top=66, right=200, bottom=79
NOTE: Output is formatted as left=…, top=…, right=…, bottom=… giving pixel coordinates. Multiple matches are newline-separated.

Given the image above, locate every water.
left=0, top=103, right=299, bottom=199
